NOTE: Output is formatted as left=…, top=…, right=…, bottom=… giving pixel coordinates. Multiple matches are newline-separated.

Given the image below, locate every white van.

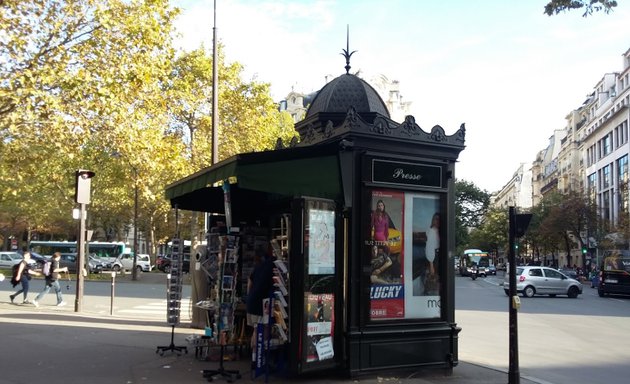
left=112, top=253, right=152, bottom=272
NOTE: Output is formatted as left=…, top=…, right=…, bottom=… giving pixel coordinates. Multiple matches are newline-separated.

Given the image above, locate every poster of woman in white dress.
left=404, top=193, right=441, bottom=319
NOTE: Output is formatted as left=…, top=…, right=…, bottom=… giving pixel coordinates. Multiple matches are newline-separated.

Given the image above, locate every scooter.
left=471, top=265, right=478, bottom=280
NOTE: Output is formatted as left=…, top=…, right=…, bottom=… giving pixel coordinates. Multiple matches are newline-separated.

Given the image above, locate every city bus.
left=459, top=249, right=491, bottom=277
left=29, top=240, right=128, bottom=265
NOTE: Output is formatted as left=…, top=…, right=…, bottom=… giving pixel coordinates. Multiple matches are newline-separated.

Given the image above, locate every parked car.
left=503, top=266, right=582, bottom=298
left=59, top=253, right=78, bottom=273
left=89, top=253, right=112, bottom=270
left=487, top=265, right=497, bottom=275
left=88, top=256, right=105, bottom=274
left=157, top=255, right=190, bottom=274
left=559, top=268, right=578, bottom=280
left=156, top=255, right=168, bottom=272
left=0, top=251, right=23, bottom=268
left=111, top=253, right=152, bottom=272
left=57, top=253, right=103, bottom=274
left=27, top=251, right=49, bottom=268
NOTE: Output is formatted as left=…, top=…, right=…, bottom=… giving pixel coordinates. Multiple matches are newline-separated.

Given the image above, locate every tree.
left=525, top=191, right=599, bottom=267
left=0, top=0, right=182, bottom=250
left=468, top=207, right=509, bottom=261
left=455, top=179, right=491, bottom=252
left=166, top=46, right=295, bottom=169
left=544, top=0, right=618, bottom=17
left=526, top=195, right=563, bottom=265
left=0, top=0, right=298, bottom=255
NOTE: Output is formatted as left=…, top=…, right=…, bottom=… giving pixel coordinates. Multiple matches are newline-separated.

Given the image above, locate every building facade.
left=582, top=51, right=630, bottom=227
left=492, top=163, right=532, bottom=209
left=494, top=47, right=630, bottom=264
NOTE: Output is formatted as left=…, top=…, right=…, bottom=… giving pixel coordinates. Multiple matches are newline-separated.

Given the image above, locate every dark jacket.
left=246, top=257, right=274, bottom=316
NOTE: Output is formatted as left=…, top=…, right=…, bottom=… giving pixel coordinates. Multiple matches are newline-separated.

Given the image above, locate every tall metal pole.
left=508, top=206, right=520, bottom=384
left=191, top=0, right=218, bottom=330
left=75, top=203, right=86, bottom=312
left=132, top=168, right=139, bottom=280
left=73, top=169, right=94, bottom=313
left=212, top=0, right=219, bottom=165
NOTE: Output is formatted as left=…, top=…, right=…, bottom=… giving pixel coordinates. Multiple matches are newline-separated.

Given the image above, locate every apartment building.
left=491, top=163, right=532, bottom=209
left=492, top=47, right=630, bottom=266
left=582, top=48, right=630, bottom=226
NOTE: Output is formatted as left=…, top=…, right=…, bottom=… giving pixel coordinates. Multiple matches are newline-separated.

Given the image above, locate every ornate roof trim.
left=290, top=107, right=466, bottom=148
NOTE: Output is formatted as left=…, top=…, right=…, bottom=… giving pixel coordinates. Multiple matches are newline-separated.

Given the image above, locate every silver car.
left=0, top=251, right=23, bottom=268
left=503, top=266, right=583, bottom=298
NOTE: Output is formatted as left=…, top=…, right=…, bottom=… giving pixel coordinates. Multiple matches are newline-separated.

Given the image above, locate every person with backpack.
left=10, top=251, right=41, bottom=304
left=32, top=252, right=68, bottom=308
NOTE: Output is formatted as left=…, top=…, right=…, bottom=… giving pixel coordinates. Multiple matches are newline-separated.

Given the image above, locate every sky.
left=171, top=0, right=630, bottom=193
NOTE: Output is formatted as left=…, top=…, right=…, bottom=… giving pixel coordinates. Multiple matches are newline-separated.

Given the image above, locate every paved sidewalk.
left=0, top=303, right=545, bottom=384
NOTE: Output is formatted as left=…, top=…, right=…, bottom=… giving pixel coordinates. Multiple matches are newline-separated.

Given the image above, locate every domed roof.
left=305, top=73, right=390, bottom=118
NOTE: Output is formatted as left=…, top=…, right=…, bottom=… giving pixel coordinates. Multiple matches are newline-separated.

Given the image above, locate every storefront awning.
left=165, top=145, right=343, bottom=212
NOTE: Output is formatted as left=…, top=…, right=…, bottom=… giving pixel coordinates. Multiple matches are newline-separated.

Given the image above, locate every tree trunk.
left=564, top=234, right=572, bottom=267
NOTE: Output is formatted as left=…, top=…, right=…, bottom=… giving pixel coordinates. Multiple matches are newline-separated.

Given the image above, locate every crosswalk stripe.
left=116, top=299, right=191, bottom=319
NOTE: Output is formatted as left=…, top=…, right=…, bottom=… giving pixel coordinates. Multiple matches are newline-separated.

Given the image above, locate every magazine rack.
left=203, top=233, right=241, bottom=382
left=157, top=236, right=188, bottom=356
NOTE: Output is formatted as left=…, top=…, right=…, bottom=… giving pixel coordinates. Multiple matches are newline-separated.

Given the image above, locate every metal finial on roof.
left=340, top=24, right=356, bottom=74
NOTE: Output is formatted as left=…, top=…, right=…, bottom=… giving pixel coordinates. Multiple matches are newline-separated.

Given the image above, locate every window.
left=615, top=122, right=628, bottom=148
left=602, top=164, right=611, bottom=189
left=604, top=134, right=611, bottom=156
left=303, top=199, right=336, bottom=364
left=619, top=155, right=629, bottom=214
left=588, top=173, right=597, bottom=200
left=529, top=269, right=543, bottom=277
left=544, top=269, right=562, bottom=279
left=618, top=155, right=628, bottom=186
left=602, top=190, right=610, bottom=220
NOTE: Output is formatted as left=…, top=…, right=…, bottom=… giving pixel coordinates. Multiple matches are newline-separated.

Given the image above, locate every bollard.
left=110, top=271, right=116, bottom=316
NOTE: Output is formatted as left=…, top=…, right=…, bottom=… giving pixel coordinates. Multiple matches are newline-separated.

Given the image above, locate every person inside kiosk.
left=246, top=248, right=274, bottom=349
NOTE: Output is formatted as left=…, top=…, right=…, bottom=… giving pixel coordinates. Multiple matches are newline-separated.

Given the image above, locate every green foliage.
left=544, top=0, right=618, bottom=17
left=1, top=0, right=182, bottom=247
left=0, top=0, right=300, bottom=252
left=468, top=207, right=509, bottom=257
left=454, top=179, right=491, bottom=252
left=166, top=47, right=295, bottom=170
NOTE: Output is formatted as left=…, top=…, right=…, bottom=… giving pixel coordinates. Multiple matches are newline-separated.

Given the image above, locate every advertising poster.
left=367, top=189, right=405, bottom=320
left=305, top=293, right=335, bottom=362
left=308, top=209, right=336, bottom=275
left=403, top=193, right=441, bottom=319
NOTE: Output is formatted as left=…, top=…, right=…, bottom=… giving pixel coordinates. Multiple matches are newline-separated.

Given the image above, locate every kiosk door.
left=295, top=198, right=339, bottom=373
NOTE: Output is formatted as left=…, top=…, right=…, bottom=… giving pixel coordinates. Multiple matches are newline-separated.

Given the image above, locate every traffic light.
left=582, top=246, right=587, bottom=254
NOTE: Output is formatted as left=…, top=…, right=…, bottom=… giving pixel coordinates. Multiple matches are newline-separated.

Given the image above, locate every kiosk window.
left=303, top=199, right=336, bottom=364
left=366, top=189, right=443, bottom=320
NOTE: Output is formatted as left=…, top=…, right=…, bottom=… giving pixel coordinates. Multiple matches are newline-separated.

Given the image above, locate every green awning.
left=164, top=158, right=237, bottom=200
left=236, top=156, right=340, bottom=198
left=165, top=146, right=343, bottom=210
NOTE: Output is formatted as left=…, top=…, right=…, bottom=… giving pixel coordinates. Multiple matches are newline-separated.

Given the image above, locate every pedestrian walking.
left=33, top=252, right=68, bottom=307
left=10, top=251, right=40, bottom=304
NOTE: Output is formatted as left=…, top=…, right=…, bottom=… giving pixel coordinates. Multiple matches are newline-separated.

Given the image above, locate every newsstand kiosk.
left=165, top=68, right=466, bottom=378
